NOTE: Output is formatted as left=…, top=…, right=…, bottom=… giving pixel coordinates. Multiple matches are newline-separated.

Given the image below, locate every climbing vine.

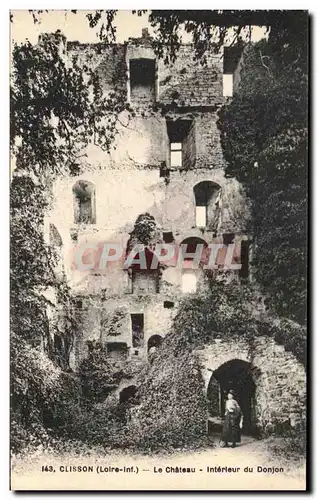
left=217, top=40, right=307, bottom=325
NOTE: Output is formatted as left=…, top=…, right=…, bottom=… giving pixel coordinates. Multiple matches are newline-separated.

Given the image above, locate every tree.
left=217, top=39, right=307, bottom=325
left=56, top=9, right=307, bottom=64
left=10, top=10, right=308, bottom=450
left=10, top=29, right=127, bottom=443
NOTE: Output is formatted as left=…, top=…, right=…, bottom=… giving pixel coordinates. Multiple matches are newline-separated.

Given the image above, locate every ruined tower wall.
left=48, top=37, right=250, bottom=368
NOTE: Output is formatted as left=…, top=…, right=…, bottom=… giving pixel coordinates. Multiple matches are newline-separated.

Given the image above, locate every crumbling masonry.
left=45, top=30, right=306, bottom=435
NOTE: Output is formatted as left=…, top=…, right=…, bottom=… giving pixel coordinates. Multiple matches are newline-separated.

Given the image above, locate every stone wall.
left=197, top=336, right=306, bottom=432
left=49, top=37, right=250, bottom=388
left=66, top=40, right=226, bottom=107
left=69, top=293, right=177, bottom=369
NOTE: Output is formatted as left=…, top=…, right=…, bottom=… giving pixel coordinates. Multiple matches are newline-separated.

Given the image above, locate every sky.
left=10, top=10, right=268, bottom=46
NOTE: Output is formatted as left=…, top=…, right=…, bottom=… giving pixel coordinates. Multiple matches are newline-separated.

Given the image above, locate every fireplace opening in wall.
left=107, top=342, right=128, bottom=361
left=132, top=270, right=159, bottom=294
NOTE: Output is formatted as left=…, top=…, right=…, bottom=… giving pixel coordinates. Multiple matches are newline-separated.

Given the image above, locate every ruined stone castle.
left=45, top=30, right=306, bottom=435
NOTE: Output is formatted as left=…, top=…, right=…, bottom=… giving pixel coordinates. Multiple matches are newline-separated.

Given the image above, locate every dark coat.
left=221, top=401, right=241, bottom=443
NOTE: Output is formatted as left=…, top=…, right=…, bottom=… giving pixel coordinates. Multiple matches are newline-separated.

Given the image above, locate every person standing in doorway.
left=221, top=390, right=243, bottom=448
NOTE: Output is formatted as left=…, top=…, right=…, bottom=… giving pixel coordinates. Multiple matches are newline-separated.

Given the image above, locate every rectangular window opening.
left=223, top=233, right=235, bottom=246
left=223, top=74, right=233, bottom=97
left=196, top=206, right=207, bottom=228
left=166, top=119, right=195, bottom=169
left=107, top=342, right=128, bottom=361
left=132, top=271, right=159, bottom=294
left=170, top=143, right=182, bottom=167
left=239, top=240, right=250, bottom=279
left=131, top=313, right=144, bottom=348
left=163, top=231, right=174, bottom=243
left=130, top=59, right=156, bottom=104
left=181, top=273, right=197, bottom=294
left=163, top=300, right=175, bottom=309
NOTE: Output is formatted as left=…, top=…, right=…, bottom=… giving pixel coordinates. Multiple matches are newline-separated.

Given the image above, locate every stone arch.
left=198, top=337, right=306, bottom=435
left=119, top=385, right=137, bottom=404
left=193, top=180, right=221, bottom=230
left=179, top=237, right=207, bottom=259
left=198, top=339, right=251, bottom=391
left=148, top=334, right=163, bottom=353
left=179, top=236, right=209, bottom=269
left=72, top=180, right=96, bottom=224
left=207, top=358, right=258, bottom=434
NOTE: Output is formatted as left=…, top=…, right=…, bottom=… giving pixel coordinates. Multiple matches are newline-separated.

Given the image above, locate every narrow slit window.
left=131, top=313, right=144, bottom=348
left=239, top=240, right=250, bottom=279
left=72, top=180, right=96, bottom=225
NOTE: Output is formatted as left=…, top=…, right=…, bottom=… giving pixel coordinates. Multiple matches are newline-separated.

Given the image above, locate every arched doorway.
left=148, top=335, right=163, bottom=353
left=119, top=385, right=137, bottom=403
left=207, top=359, right=256, bottom=435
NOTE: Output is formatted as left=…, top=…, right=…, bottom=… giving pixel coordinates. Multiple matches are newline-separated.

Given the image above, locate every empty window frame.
left=163, top=300, right=174, bottom=309
left=131, top=313, right=144, bottom=348
left=72, top=180, right=96, bottom=224
left=129, top=59, right=156, bottom=104
left=179, top=237, right=207, bottom=263
left=166, top=119, right=195, bottom=169
left=107, top=342, right=128, bottom=361
left=170, top=142, right=182, bottom=167
left=223, top=74, right=233, bottom=97
left=181, top=273, right=197, bottom=294
left=239, top=240, right=250, bottom=279
left=194, top=181, right=221, bottom=229
left=223, top=46, right=242, bottom=98
left=195, top=206, right=207, bottom=228
left=148, top=334, right=163, bottom=352
left=163, top=231, right=174, bottom=243
left=132, top=271, right=159, bottom=294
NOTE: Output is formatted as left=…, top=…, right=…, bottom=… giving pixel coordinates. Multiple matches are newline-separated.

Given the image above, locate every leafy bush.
left=173, top=281, right=306, bottom=366
left=10, top=331, right=83, bottom=451
left=79, top=341, right=138, bottom=403
left=218, top=40, right=307, bottom=325
left=266, top=422, right=306, bottom=463
left=126, top=334, right=207, bottom=451
left=257, top=317, right=307, bottom=367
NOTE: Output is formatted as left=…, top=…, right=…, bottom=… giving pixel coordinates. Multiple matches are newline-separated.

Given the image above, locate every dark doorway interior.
left=207, top=359, right=256, bottom=435
left=119, top=385, right=137, bottom=403
left=147, top=334, right=163, bottom=352
left=131, top=313, right=144, bottom=348
left=107, top=342, right=128, bottom=361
